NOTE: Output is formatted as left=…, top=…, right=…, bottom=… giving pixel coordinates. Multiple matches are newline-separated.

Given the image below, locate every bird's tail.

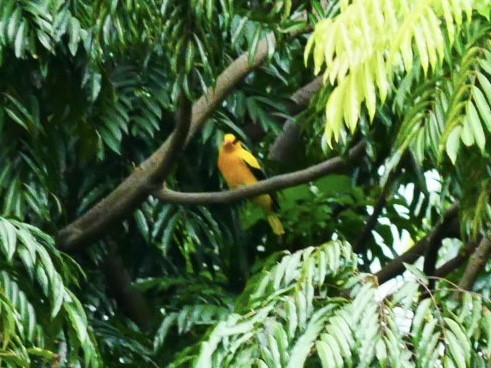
left=267, top=213, right=285, bottom=235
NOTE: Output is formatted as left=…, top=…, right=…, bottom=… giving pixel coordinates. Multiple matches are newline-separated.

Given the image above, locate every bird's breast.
left=218, top=150, right=258, bottom=188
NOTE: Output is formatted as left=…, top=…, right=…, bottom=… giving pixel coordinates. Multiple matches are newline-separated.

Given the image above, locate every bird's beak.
left=224, top=141, right=233, bottom=147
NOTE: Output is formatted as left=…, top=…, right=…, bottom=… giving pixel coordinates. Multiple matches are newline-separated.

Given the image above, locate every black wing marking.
left=243, top=160, right=280, bottom=212
left=243, top=160, right=267, bottom=181
left=270, top=192, right=281, bottom=212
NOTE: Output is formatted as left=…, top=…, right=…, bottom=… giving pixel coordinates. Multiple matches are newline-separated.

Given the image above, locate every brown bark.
left=103, top=244, right=154, bottom=330
left=269, top=76, right=323, bottom=164
left=353, top=189, right=388, bottom=253
left=458, top=235, right=491, bottom=290
left=57, top=35, right=276, bottom=252
left=153, top=141, right=366, bottom=205
left=376, top=206, right=460, bottom=285
left=57, top=94, right=193, bottom=252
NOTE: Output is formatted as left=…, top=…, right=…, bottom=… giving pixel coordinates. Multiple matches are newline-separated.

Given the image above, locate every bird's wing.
left=238, top=147, right=266, bottom=180
left=239, top=146, right=280, bottom=212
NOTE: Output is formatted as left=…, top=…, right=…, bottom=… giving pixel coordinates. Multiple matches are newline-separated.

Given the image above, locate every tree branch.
left=289, top=76, right=323, bottom=112
left=103, top=243, right=154, bottom=330
left=375, top=206, right=460, bottom=285
left=57, top=95, right=192, bottom=252
left=57, top=35, right=275, bottom=252
left=353, top=189, right=388, bottom=253
left=269, top=76, right=323, bottom=163
left=423, top=205, right=461, bottom=289
left=152, top=140, right=366, bottom=205
left=186, top=34, right=276, bottom=143
left=434, top=239, right=479, bottom=278
left=458, top=235, right=491, bottom=290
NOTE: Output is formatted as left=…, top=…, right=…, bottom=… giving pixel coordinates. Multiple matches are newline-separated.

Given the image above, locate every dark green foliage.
left=1, top=0, right=491, bottom=367
left=0, top=218, right=99, bottom=366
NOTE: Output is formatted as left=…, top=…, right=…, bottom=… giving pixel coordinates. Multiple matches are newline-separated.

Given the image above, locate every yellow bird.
left=218, top=133, right=284, bottom=235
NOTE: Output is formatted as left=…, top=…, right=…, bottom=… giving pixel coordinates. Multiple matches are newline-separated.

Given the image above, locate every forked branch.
left=57, top=35, right=276, bottom=252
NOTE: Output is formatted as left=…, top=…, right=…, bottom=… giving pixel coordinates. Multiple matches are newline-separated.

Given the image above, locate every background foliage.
left=0, top=0, right=490, bottom=367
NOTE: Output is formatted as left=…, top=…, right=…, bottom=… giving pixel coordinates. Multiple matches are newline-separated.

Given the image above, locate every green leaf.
left=274, top=323, right=289, bottom=365
left=316, top=340, right=335, bottom=368
left=411, top=298, right=432, bottom=339
left=465, top=100, right=485, bottom=152
left=98, top=125, right=121, bottom=154
left=403, top=263, right=428, bottom=284
left=472, top=85, right=491, bottom=133
left=65, top=299, right=88, bottom=344
left=476, top=72, right=491, bottom=103
left=392, top=281, right=419, bottom=309
left=326, top=317, right=353, bottom=360
left=7, top=7, right=21, bottom=41
left=68, top=17, right=81, bottom=56
left=0, top=219, right=17, bottom=261
left=287, top=305, right=332, bottom=368
left=185, top=41, right=195, bottom=74
left=444, top=318, right=470, bottom=364
left=460, top=115, right=475, bottom=147
left=266, top=331, right=281, bottom=367
left=445, top=330, right=466, bottom=368
left=50, top=274, right=65, bottom=318
left=134, top=209, right=149, bottom=241
left=14, top=19, right=26, bottom=58
left=413, top=23, right=428, bottom=74
left=325, top=86, right=344, bottom=144
left=374, top=53, right=389, bottom=103
left=5, top=107, right=29, bottom=131
left=27, top=347, right=57, bottom=362
left=375, top=337, right=387, bottom=364
left=286, top=298, right=298, bottom=340
left=88, top=72, right=102, bottom=102
left=323, top=333, right=344, bottom=367
left=479, top=58, right=491, bottom=75
left=248, top=26, right=261, bottom=65
left=362, top=63, right=376, bottom=121
left=162, top=212, right=180, bottom=251
left=344, top=74, right=360, bottom=133
left=445, top=126, right=461, bottom=164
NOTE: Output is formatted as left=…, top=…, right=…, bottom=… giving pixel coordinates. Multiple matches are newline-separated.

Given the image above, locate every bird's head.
left=222, top=133, right=239, bottom=151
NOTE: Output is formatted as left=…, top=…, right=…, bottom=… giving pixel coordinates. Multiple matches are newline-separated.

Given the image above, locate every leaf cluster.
left=165, top=240, right=491, bottom=367
left=0, top=218, right=100, bottom=367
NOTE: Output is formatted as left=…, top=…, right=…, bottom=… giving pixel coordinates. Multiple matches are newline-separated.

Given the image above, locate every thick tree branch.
left=269, top=76, right=323, bottom=163
left=375, top=206, right=460, bottom=285
left=353, top=189, right=388, bottom=253
left=57, top=35, right=275, bottom=252
left=57, top=95, right=192, bottom=252
left=423, top=205, right=461, bottom=289
left=289, top=76, right=323, bottom=112
left=187, top=34, right=276, bottom=143
left=103, top=244, right=154, bottom=330
left=458, top=235, right=491, bottom=290
left=153, top=140, right=366, bottom=205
